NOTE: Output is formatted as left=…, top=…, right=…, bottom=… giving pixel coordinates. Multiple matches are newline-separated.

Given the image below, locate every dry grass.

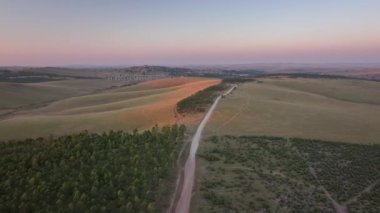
left=205, top=78, right=380, bottom=144
left=126, top=77, right=202, bottom=90
left=0, top=79, right=119, bottom=109
left=0, top=77, right=220, bottom=141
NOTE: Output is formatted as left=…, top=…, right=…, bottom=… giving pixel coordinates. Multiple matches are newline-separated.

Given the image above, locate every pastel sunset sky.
left=1, top=0, right=379, bottom=66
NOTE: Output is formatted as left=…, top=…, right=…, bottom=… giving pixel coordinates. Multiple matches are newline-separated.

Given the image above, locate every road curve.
left=175, top=85, right=236, bottom=213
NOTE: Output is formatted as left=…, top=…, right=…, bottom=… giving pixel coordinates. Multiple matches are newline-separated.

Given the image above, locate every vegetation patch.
left=195, top=136, right=380, bottom=212
left=176, top=82, right=229, bottom=114
left=0, top=70, right=92, bottom=83
left=255, top=73, right=374, bottom=81
left=176, top=78, right=253, bottom=114
left=0, top=125, right=186, bottom=212
left=222, top=78, right=256, bottom=84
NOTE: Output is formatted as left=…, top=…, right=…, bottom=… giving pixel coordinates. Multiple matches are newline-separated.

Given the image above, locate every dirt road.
left=174, top=85, right=236, bottom=213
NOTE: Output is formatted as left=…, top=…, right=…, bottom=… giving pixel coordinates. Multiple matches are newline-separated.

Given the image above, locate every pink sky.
left=1, top=0, right=379, bottom=65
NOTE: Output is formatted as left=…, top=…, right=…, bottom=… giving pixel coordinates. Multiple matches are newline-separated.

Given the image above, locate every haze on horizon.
left=1, top=0, right=379, bottom=66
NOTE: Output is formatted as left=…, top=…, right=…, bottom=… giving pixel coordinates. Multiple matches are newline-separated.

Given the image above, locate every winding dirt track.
left=174, top=85, right=236, bottom=213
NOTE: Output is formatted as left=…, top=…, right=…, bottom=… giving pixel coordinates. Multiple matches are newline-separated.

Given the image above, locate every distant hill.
left=0, top=69, right=93, bottom=83
left=4, top=64, right=379, bottom=82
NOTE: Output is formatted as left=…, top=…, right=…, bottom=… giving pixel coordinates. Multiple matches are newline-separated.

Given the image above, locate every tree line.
left=177, top=78, right=254, bottom=114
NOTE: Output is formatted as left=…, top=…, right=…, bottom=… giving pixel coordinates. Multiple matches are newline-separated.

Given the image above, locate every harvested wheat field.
left=0, top=77, right=220, bottom=140
left=205, top=77, right=380, bottom=144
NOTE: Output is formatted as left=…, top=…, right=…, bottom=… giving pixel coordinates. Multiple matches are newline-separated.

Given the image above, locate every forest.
left=0, top=125, right=186, bottom=212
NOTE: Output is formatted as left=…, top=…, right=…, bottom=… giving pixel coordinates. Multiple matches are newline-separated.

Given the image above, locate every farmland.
left=0, top=77, right=220, bottom=141
left=1, top=72, right=379, bottom=212
left=191, top=76, right=380, bottom=212
left=0, top=79, right=121, bottom=111
left=205, top=77, right=380, bottom=144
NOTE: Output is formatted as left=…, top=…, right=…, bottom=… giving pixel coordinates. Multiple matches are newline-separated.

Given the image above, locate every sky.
left=1, top=0, right=380, bottom=66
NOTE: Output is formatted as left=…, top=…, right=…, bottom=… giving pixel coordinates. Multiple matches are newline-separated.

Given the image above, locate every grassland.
left=0, top=77, right=220, bottom=141
left=0, top=79, right=121, bottom=110
left=193, top=136, right=380, bottom=212
left=205, top=77, right=380, bottom=144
